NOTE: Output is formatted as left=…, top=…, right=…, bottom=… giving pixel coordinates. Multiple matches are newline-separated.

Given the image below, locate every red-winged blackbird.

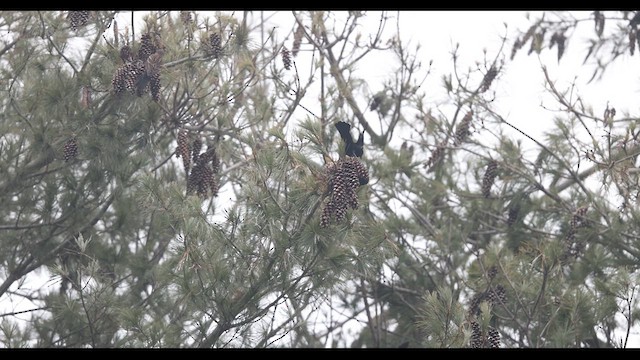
left=335, top=121, right=364, bottom=158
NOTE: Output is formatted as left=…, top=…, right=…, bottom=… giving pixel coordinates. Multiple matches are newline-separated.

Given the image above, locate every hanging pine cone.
left=480, top=66, right=497, bottom=93
left=454, top=111, right=473, bottom=145
left=186, top=160, right=203, bottom=195
left=207, top=33, right=222, bottom=59
left=145, top=52, right=163, bottom=102
left=112, top=66, right=127, bottom=94
left=281, top=46, right=292, bottom=70
left=425, top=140, right=446, bottom=171
left=191, top=138, right=203, bottom=163
left=487, top=327, right=501, bottom=348
left=176, top=129, right=191, bottom=173
left=292, top=24, right=304, bottom=57
left=481, top=160, right=498, bottom=198
left=149, top=72, right=161, bottom=102
left=68, top=11, right=90, bottom=31
left=487, top=285, right=506, bottom=307
left=63, top=137, right=78, bottom=162
left=470, top=321, right=483, bottom=348
left=138, top=33, right=157, bottom=62
left=506, top=204, right=520, bottom=227
left=196, top=162, right=214, bottom=198
left=320, top=201, right=335, bottom=228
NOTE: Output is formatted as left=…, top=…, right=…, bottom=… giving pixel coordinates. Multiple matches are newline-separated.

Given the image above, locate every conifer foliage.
left=112, top=32, right=164, bottom=101
left=1, top=10, right=640, bottom=349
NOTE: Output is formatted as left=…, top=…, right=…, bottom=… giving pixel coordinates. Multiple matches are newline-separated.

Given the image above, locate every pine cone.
left=186, top=162, right=201, bottom=195
left=470, top=320, right=483, bottom=348
left=176, top=129, right=191, bottom=173
left=68, top=11, right=90, bottom=31
left=488, top=327, right=500, bottom=348
left=138, top=33, right=157, bottom=62
left=454, top=111, right=473, bottom=145
left=149, top=72, right=161, bottom=102
left=292, top=24, right=304, bottom=57
left=348, top=157, right=369, bottom=185
left=281, top=46, right=292, bottom=70
left=480, top=67, right=497, bottom=93
left=320, top=201, right=334, bottom=227
left=63, top=137, right=78, bottom=162
left=207, top=33, right=222, bottom=59
left=506, top=205, right=520, bottom=227
left=191, top=138, right=203, bottom=163
left=487, top=285, right=506, bottom=307
left=481, top=160, right=498, bottom=198
left=111, top=64, right=128, bottom=94
left=425, top=141, right=446, bottom=171
left=197, top=162, right=214, bottom=198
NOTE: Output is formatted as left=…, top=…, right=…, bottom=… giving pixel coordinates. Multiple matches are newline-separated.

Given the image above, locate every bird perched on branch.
left=335, top=121, right=364, bottom=158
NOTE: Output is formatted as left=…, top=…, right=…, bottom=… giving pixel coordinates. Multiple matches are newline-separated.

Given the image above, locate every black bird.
left=335, top=121, right=364, bottom=157
left=630, top=11, right=640, bottom=28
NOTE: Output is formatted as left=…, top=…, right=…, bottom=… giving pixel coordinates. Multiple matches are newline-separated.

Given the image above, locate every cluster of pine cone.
left=320, top=157, right=369, bottom=227
left=469, top=320, right=501, bottom=349
left=467, top=268, right=505, bottom=348
left=112, top=32, right=164, bottom=102
left=176, top=129, right=220, bottom=199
